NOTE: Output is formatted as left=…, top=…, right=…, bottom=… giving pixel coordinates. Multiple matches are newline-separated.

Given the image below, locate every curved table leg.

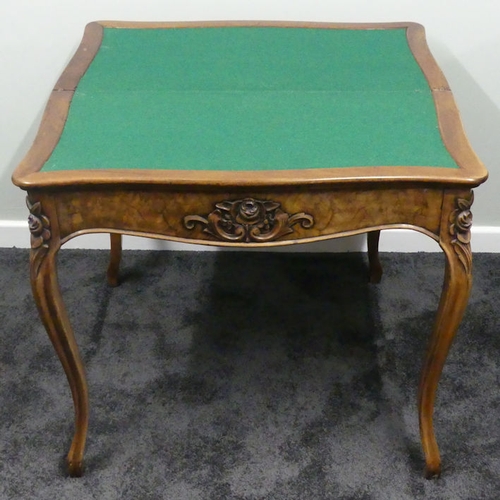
left=367, top=230, right=383, bottom=283
left=107, top=233, right=122, bottom=287
left=30, top=243, right=89, bottom=477
left=418, top=191, right=473, bottom=478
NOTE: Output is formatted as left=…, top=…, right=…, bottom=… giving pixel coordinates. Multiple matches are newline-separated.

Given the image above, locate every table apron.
left=45, top=187, right=443, bottom=246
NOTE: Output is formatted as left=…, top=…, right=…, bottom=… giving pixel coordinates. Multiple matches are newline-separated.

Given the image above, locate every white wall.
left=1, top=0, right=499, bottom=250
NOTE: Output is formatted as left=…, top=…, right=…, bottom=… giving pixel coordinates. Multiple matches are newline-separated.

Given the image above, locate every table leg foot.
left=424, top=462, right=441, bottom=480
left=367, top=230, right=382, bottom=283
left=30, top=242, right=89, bottom=477
left=418, top=199, right=472, bottom=478
left=107, top=233, right=122, bottom=287
left=68, top=458, right=84, bottom=478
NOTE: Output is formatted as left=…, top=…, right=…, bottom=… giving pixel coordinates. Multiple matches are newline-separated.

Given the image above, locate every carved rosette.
left=449, top=191, right=473, bottom=274
left=183, top=198, right=314, bottom=243
left=27, top=197, right=51, bottom=249
left=27, top=196, right=51, bottom=276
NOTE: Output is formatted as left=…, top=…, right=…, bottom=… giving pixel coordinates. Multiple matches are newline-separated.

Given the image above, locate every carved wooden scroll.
left=449, top=191, right=473, bottom=274
left=184, top=197, right=314, bottom=243
left=27, top=196, right=51, bottom=277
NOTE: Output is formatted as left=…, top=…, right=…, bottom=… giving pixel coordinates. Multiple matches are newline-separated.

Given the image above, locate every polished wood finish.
left=12, top=21, right=488, bottom=478
left=419, top=189, right=474, bottom=478
left=28, top=196, right=88, bottom=476
left=53, top=187, right=443, bottom=246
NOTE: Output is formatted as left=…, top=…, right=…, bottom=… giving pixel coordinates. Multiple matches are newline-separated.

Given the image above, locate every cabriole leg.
left=418, top=190, right=473, bottom=479
left=367, top=230, right=383, bottom=283
left=28, top=196, right=88, bottom=477
left=107, top=233, right=122, bottom=287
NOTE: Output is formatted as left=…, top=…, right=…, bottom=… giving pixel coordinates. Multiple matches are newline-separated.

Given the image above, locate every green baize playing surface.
left=42, top=27, right=458, bottom=172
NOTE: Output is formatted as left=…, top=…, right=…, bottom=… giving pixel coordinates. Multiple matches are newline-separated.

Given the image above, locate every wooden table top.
left=12, top=21, right=487, bottom=188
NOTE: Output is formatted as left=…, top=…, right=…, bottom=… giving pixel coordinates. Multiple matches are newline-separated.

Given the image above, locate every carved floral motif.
left=27, top=197, right=51, bottom=249
left=449, top=191, right=473, bottom=273
left=184, top=197, right=314, bottom=243
left=27, top=196, right=52, bottom=278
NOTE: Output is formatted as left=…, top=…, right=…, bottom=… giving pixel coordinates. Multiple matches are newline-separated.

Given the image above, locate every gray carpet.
left=0, top=248, right=499, bottom=499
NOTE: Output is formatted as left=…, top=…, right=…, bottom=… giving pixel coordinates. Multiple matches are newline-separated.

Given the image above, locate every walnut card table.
left=12, top=21, right=488, bottom=478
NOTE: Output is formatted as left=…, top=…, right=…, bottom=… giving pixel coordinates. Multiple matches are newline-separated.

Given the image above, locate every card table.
left=12, top=21, right=488, bottom=478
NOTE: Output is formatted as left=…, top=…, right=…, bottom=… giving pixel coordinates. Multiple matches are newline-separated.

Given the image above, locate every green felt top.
left=42, top=26, right=458, bottom=172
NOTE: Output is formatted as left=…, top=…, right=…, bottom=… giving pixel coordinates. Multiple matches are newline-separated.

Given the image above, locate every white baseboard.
left=1, top=220, right=499, bottom=252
